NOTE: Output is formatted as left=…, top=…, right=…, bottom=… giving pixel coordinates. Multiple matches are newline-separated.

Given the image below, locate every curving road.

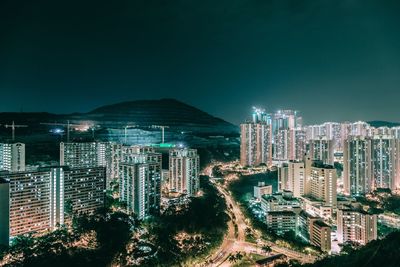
left=202, top=177, right=316, bottom=266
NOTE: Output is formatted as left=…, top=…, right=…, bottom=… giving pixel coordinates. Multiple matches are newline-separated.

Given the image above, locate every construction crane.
left=40, top=120, right=81, bottom=142
left=123, top=124, right=137, bottom=144
left=151, top=125, right=170, bottom=143
left=4, top=121, right=28, bottom=141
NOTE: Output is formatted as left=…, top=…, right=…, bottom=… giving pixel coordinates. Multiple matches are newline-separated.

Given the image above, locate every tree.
left=262, top=245, right=272, bottom=255
left=228, top=253, right=237, bottom=263
left=235, top=252, right=243, bottom=261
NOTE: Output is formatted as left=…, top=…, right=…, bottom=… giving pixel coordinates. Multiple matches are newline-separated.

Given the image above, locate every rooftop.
left=314, top=220, right=330, bottom=228
left=312, top=160, right=334, bottom=169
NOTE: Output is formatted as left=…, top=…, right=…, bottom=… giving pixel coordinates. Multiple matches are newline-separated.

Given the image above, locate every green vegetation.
left=228, top=172, right=318, bottom=253
left=231, top=253, right=266, bottom=267
left=356, top=190, right=400, bottom=216
left=139, top=175, right=229, bottom=266
left=2, top=209, right=135, bottom=267
left=302, top=231, right=400, bottom=267
left=229, top=171, right=277, bottom=203
left=1, top=176, right=229, bottom=267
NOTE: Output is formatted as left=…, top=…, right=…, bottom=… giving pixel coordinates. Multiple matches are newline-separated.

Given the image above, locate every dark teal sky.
left=1, top=0, right=400, bottom=124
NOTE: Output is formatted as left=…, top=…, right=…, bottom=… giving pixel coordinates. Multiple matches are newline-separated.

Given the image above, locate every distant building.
left=240, top=122, right=272, bottom=167
left=169, top=148, right=200, bottom=196
left=371, top=135, right=397, bottom=190
left=277, top=163, right=289, bottom=192
left=0, top=178, right=9, bottom=246
left=0, top=142, right=25, bottom=172
left=343, top=136, right=372, bottom=195
left=337, top=207, right=377, bottom=245
left=349, top=121, right=371, bottom=137
left=309, top=137, right=334, bottom=165
left=60, top=142, right=110, bottom=169
left=254, top=182, right=272, bottom=200
left=288, top=128, right=306, bottom=161
left=273, top=129, right=289, bottom=162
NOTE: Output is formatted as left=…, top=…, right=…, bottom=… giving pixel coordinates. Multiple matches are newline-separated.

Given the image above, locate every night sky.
left=1, top=0, right=400, bottom=124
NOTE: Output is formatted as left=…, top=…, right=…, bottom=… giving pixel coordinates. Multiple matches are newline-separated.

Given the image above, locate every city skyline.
left=1, top=1, right=400, bottom=266
left=1, top=1, right=400, bottom=124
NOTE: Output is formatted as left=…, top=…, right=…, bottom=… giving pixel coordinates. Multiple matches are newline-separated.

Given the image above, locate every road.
left=202, top=176, right=316, bottom=266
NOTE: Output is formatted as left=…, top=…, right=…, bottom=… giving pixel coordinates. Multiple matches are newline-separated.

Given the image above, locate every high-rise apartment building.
left=371, top=135, right=397, bottom=190
left=119, top=149, right=162, bottom=219
left=277, top=163, right=289, bottom=192
left=350, top=121, right=371, bottom=137
left=120, top=163, right=153, bottom=219
left=169, top=148, right=200, bottom=196
left=0, top=166, right=106, bottom=238
left=273, top=129, right=289, bottom=162
left=287, top=161, right=306, bottom=198
left=337, top=207, right=377, bottom=245
left=309, top=162, right=337, bottom=207
left=288, top=128, right=306, bottom=161
left=50, top=166, right=106, bottom=227
left=0, top=178, right=9, bottom=246
left=309, top=137, right=334, bottom=165
left=60, top=142, right=110, bottom=168
left=0, top=143, right=25, bottom=172
left=240, top=122, right=272, bottom=167
left=343, top=136, right=372, bottom=195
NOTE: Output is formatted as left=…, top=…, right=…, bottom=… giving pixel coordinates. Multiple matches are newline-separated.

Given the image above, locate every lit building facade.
left=0, top=142, right=25, bottom=172
left=371, top=135, right=397, bottom=190
left=337, top=207, right=377, bottom=245
left=309, top=137, right=334, bottom=165
left=266, top=211, right=297, bottom=235
left=309, top=162, right=337, bottom=207
left=0, top=178, right=9, bottom=246
left=60, top=142, right=110, bottom=169
left=254, top=182, right=273, bottom=200
left=287, top=161, right=306, bottom=198
left=119, top=163, right=159, bottom=219
left=169, top=148, right=200, bottom=196
left=0, top=166, right=106, bottom=238
left=343, top=136, right=372, bottom=195
left=288, top=128, right=306, bottom=161
left=310, top=220, right=331, bottom=252
left=240, top=122, right=272, bottom=167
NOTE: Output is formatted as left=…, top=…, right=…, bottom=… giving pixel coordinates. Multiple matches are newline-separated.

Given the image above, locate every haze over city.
left=1, top=1, right=400, bottom=267
left=1, top=1, right=400, bottom=124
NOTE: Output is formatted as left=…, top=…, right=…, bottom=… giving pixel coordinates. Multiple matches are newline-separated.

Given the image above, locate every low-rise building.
left=310, top=220, right=331, bottom=252
left=300, top=196, right=333, bottom=220
left=266, top=211, right=297, bottom=235
left=261, top=191, right=301, bottom=214
left=254, top=182, right=273, bottom=200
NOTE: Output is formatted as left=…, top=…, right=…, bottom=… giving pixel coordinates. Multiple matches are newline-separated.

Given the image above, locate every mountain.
left=367, top=120, right=400, bottom=128
left=0, top=99, right=238, bottom=135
